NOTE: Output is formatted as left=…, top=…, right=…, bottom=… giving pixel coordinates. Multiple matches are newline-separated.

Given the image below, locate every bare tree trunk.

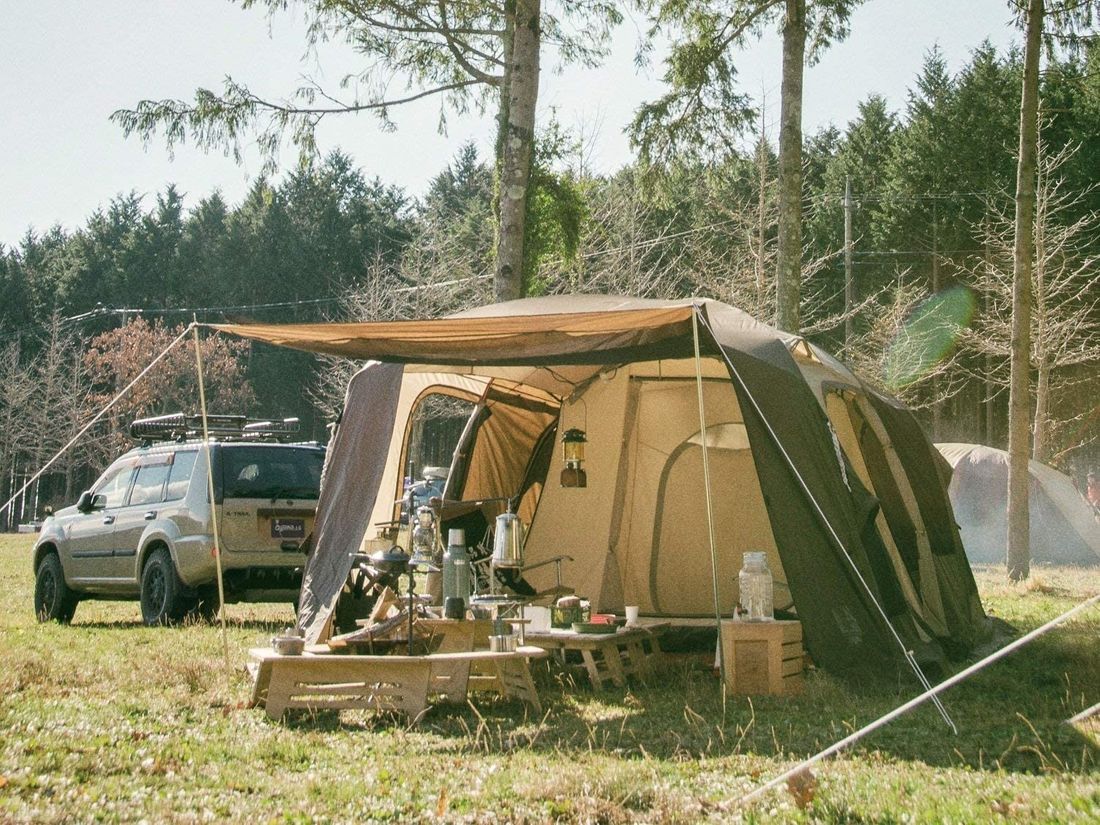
left=494, top=0, right=540, bottom=302
left=1007, top=0, right=1043, bottom=582
left=494, top=5, right=515, bottom=199
left=1032, top=150, right=1049, bottom=463
left=775, top=0, right=805, bottom=333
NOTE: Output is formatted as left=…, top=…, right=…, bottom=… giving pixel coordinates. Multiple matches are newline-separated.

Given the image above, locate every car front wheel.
left=140, top=548, right=188, bottom=626
left=35, top=552, right=78, bottom=623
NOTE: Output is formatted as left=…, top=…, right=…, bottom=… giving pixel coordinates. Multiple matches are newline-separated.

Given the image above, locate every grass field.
left=0, top=533, right=1096, bottom=823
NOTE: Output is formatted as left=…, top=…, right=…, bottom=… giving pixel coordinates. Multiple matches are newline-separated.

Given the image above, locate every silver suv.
left=32, top=415, right=324, bottom=625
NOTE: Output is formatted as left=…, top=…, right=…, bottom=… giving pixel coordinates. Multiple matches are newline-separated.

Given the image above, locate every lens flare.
left=884, top=286, right=976, bottom=390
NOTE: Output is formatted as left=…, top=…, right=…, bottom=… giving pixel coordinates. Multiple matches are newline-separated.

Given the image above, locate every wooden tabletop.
left=524, top=622, right=668, bottom=648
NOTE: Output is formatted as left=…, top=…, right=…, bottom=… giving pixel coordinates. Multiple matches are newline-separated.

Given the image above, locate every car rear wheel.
left=35, top=552, right=78, bottom=623
left=140, top=548, right=188, bottom=626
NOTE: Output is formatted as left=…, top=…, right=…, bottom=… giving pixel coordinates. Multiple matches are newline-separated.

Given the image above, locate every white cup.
left=625, top=605, right=640, bottom=626
left=526, top=606, right=550, bottom=633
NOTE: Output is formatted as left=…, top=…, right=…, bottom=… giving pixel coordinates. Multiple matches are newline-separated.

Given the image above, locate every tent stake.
left=692, top=306, right=727, bottom=717
left=696, top=313, right=956, bottom=732
left=193, top=319, right=231, bottom=671
left=1, top=324, right=194, bottom=522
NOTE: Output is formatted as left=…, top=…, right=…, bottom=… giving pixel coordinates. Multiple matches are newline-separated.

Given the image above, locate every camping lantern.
left=560, top=428, right=588, bottom=488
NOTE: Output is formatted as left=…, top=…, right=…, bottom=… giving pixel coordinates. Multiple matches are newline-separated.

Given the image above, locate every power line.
left=0, top=296, right=346, bottom=344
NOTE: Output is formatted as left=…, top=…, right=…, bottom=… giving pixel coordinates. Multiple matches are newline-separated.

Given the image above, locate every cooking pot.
left=488, top=633, right=517, bottom=653
left=271, top=633, right=305, bottom=655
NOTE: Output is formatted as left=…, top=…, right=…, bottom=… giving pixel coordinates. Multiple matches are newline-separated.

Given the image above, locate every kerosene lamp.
left=560, top=427, right=587, bottom=488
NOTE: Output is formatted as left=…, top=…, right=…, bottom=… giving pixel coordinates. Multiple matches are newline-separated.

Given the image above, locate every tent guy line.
left=737, top=591, right=1100, bottom=808
left=0, top=323, right=196, bottom=523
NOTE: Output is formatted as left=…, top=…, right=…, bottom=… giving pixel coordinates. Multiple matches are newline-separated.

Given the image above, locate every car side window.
left=129, top=462, right=170, bottom=507
left=96, top=464, right=135, bottom=509
left=165, top=451, right=198, bottom=501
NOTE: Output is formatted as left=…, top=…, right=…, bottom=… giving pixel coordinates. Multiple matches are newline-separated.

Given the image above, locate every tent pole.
left=692, top=305, right=727, bottom=715
left=697, top=313, right=956, bottom=732
left=1, top=324, right=194, bottom=522
left=192, top=319, right=230, bottom=669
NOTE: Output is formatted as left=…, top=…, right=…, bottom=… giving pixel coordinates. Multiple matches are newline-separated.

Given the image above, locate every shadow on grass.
left=69, top=618, right=287, bottom=632
left=260, top=633, right=1098, bottom=777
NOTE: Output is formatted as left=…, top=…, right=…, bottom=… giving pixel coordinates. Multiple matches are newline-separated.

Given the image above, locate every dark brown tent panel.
left=214, top=295, right=990, bottom=678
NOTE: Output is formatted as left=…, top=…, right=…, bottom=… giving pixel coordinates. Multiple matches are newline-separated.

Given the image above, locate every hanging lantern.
left=560, top=428, right=588, bottom=488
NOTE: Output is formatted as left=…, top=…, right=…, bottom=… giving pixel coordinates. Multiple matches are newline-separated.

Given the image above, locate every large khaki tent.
left=215, top=295, right=988, bottom=676
left=937, top=443, right=1100, bottom=566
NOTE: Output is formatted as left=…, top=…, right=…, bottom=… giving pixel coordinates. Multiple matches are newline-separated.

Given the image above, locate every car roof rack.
left=129, top=413, right=302, bottom=444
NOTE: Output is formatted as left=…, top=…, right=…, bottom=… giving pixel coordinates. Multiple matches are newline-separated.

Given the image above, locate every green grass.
left=1, top=533, right=1097, bottom=823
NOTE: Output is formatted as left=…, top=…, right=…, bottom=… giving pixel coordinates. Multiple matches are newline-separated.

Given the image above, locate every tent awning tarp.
left=211, top=305, right=698, bottom=366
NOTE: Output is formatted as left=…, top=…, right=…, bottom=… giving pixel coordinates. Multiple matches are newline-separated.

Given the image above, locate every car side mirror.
left=77, top=491, right=106, bottom=512
left=43, top=505, right=54, bottom=516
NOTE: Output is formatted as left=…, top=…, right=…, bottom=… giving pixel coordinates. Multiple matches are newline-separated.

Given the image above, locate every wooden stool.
left=719, top=619, right=803, bottom=695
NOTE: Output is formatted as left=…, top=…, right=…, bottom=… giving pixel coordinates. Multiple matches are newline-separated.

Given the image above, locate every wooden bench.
left=523, top=624, right=668, bottom=691
left=248, top=646, right=547, bottom=721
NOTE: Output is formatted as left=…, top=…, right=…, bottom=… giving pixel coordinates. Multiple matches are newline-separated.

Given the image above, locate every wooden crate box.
left=719, top=619, right=803, bottom=695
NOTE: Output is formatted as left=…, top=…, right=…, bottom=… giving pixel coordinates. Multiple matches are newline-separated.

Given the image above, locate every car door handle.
left=144, top=511, right=157, bottom=521
left=102, top=515, right=115, bottom=525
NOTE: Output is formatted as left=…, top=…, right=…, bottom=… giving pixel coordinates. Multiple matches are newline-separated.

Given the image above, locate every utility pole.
left=931, top=200, right=942, bottom=440
left=983, top=227, right=995, bottom=443
left=756, top=98, right=768, bottom=311
left=844, top=175, right=854, bottom=349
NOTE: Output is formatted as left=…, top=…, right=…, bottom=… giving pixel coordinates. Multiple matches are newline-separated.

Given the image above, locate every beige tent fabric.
left=453, top=382, right=559, bottom=521
left=614, top=376, right=783, bottom=616
left=514, top=358, right=784, bottom=617
left=519, top=366, right=635, bottom=607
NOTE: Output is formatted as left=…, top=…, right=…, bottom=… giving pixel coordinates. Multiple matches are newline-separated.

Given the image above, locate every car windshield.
left=220, top=447, right=324, bottom=500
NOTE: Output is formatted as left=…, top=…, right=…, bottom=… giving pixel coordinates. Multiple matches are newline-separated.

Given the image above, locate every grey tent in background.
left=937, top=442, right=1100, bottom=566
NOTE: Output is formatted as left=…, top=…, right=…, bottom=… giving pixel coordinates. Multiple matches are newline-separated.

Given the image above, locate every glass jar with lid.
left=738, top=551, right=774, bottom=621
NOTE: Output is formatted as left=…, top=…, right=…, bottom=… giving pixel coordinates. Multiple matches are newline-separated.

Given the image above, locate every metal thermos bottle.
left=442, top=528, right=471, bottom=606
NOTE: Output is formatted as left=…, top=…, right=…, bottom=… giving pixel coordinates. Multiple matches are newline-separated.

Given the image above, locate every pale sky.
left=1, top=1, right=1019, bottom=248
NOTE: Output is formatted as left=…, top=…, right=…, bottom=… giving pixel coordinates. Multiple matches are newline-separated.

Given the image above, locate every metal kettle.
left=492, top=510, right=525, bottom=568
